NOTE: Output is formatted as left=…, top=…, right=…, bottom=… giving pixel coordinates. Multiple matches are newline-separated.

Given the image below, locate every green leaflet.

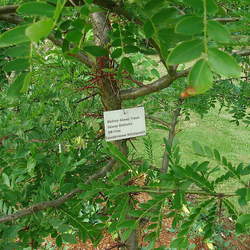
left=143, top=0, right=164, bottom=17
left=17, top=2, right=56, bottom=17
left=184, top=166, right=214, bottom=193
left=26, top=19, right=54, bottom=42
left=170, top=237, right=189, bottom=248
left=116, top=220, right=136, bottom=230
left=177, top=199, right=215, bottom=238
left=184, top=0, right=218, bottom=14
left=223, top=199, right=238, bottom=220
left=167, top=39, right=204, bottom=65
left=236, top=214, right=250, bottom=233
left=172, top=191, right=184, bottom=209
left=56, top=236, right=62, bottom=247
left=192, top=141, right=204, bottom=155
left=208, top=48, right=241, bottom=77
left=106, top=142, right=133, bottom=170
left=124, top=45, right=139, bottom=54
left=62, top=234, right=77, bottom=243
left=2, top=225, right=22, bottom=240
left=4, top=43, right=30, bottom=58
left=7, top=73, right=27, bottom=97
left=236, top=188, right=250, bottom=206
left=152, top=8, right=178, bottom=27
left=144, top=19, right=155, bottom=38
left=188, top=59, right=213, bottom=94
left=84, top=46, right=108, bottom=57
left=65, top=30, right=83, bottom=43
left=0, top=25, right=29, bottom=48
left=3, top=58, right=29, bottom=72
left=175, top=16, right=203, bottom=35
left=208, top=20, right=230, bottom=43
left=21, top=72, right=32, bottom=93
left=80, top=5, right=90, bottom=16
left=111, top=48, right=123, bottom=59
left=120, top=57, right=134, bottom=74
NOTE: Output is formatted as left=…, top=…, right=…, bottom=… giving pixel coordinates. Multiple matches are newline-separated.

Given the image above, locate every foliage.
left=0, top=0, right=249, bottom=249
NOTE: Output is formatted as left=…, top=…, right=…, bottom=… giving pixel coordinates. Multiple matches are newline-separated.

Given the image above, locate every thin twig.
left=146, top=115, right=170, bottom=128
left=75, top=93, right=98, bottom=103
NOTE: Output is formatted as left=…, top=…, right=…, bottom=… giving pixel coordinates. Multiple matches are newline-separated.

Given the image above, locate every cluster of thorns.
left=76, top=56, right=145, bottom=92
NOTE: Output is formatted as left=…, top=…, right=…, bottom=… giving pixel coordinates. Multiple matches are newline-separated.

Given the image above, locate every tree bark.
left=91, top=11, right=138, bottom=250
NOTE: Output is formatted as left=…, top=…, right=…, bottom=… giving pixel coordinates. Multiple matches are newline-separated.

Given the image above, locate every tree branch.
left=146, top=115, right=170, bottom=128
left=0, top=159, right=116, bottom=224
left=94, top=0, right=138, bottom=24
left=0, top=5, right=18, bottom=14
left=120, top=69, right=189, bottom=100
left=213, top=17, right=240, bottom=23
left=233, top=49, right=250, bottom=57
left=48, top=34, right=95, bottom=68
left=0, top=13, right=23, bottom=24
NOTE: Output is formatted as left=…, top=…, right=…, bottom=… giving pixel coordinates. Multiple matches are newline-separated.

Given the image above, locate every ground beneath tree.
left=45, top=221, right=250, bottom=250
left=44, top=192, right=250, bottom=249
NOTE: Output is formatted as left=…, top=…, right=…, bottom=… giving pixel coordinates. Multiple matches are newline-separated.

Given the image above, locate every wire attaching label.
left=104, top=107, right=146, bottom=141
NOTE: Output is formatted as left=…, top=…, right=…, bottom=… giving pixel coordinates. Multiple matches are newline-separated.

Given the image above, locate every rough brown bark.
left=91, top=11, right=138, bottom=250
left=90, top=12, right=121, bottom=111
left=0, top=5, right=18, bottom=14
left=120, top=69, right=190, bottom=100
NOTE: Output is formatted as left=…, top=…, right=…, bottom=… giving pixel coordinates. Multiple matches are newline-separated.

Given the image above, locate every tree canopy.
left=0, top=0, right=249, bottom=249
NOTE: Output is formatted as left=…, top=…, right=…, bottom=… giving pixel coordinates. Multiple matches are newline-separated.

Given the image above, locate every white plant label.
left=104, top=107, right=146, bottom=141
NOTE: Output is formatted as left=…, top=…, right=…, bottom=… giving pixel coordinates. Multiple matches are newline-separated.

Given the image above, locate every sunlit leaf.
left=17, top=2, right=56, bottom=17
left=208, top=48, right=241, bottom=77
left=188, top=59, right=213, bottom=94
left=175, top=16, right=203, bottom=35
left=167, top=39, right=204, bottom=64
left=26, top=19, right=54, bottom=42
left=0, top=25, right=29, bottom=48
left=208, top=20, right=230, bottom=43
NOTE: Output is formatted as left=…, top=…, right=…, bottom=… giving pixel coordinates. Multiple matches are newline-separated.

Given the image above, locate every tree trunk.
left=91, top=11, right=138, bottom=250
